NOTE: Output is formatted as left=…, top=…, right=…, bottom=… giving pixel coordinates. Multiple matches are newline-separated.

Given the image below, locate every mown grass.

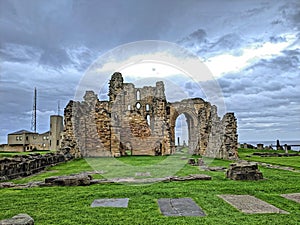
left=1, top=152, right=300, bottom=224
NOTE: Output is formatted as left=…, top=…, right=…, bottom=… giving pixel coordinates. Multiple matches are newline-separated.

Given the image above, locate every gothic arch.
left=169, top=101, right=200, bottom=154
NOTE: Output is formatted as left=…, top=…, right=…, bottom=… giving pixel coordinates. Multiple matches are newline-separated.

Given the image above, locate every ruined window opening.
left=166, top=106, right=170, bottom=115
left=136, top=90, right=140, bottom=100
left=136, top=102, right=141, bottom=110
left=26, top=136, right=28, bottom=141
left=127, top=105, right=131, bottom=110
left=146, top=115, right=151, bottom=126
left=57, top=140, right=59, bottom=146
left=146, top=104, right=150, bottom=111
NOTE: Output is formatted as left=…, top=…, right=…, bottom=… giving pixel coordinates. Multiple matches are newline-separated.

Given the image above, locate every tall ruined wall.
left=60, top=72, right=238, bottom=159
left=61, top=92, right=115, bottom=158
left=205, top=107, right=238, bottom=159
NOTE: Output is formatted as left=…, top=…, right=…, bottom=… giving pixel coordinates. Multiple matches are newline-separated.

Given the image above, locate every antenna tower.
left=31, top=87, right=37, bottom=133
left=57, top=100, right=61, bottom=116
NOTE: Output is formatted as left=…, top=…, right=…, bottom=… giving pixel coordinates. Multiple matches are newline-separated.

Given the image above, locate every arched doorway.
left=175, top=114, right=188, bottom=152
left=170, top=106, right=199, bottom=154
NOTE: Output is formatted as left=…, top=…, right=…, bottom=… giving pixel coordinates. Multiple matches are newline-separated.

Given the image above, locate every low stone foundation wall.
left=253, top=152, right=300, bottom=157
left=0, top=153, right=67, bottom=181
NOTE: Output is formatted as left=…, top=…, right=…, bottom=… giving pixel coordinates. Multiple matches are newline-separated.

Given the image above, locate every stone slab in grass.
left=135, top=172, right=151, bottom=177
left=158, top=198, right=206, bottom=216
left=0, top=213, right=34, bottom=225
left=218, top=195, right=288, bottom=214
left=91, top=198, right=129, bottom=208
left=281, top=193, right=300, bottom=204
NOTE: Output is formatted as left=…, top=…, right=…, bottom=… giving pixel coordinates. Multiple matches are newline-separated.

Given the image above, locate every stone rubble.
left=0, top=173, right=212, bottom=188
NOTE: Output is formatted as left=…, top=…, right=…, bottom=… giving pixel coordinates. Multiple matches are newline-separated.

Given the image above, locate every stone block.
left=281, top=193, right=300, bottom=204
left=226, top=161, right=263, bottom=180
left=158, top=198, right=206, bottom=216
left=0, top=214, right=34, bottom=225
left=91, top=198, right=129, bottom=208
left=218, top=195, right=288, bottom=214
left=45, top=174, right=92, bottom=186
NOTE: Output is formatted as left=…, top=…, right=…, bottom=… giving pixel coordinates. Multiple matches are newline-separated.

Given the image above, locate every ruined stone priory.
left=60, top=72, right=238, bottom=159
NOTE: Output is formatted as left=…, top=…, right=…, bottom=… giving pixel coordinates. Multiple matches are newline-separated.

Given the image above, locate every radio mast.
left=57, top=100, right=61, bottom=116
left=31, top=87, right=37, bottom=133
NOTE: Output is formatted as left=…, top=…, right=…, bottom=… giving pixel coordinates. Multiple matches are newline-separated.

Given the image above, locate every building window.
left=42, top=143, right=46, bottom=147
left=136, top=102, right=141, bottom=110
left=127, top=105, right=131, bottom=110
left=57, top=140, right=59, bottom=146
left=26, top=136, right=28, bottom=141
left=146, top=104, right=150, bottom=111
left=19, top=136, right=22, bottom=141
left=16, top=136, right=19, bottom=141
left=146, top=115, right=151, bottom=126
left=136, top=90, right=140, bottom=100
left=43, top=136, right=46, bottom=140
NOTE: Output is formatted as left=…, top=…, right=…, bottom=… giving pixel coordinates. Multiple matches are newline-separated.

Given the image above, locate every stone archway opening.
left=175, top=114, right=189, bottom=153
left=170, top=108, right=199, bottom=155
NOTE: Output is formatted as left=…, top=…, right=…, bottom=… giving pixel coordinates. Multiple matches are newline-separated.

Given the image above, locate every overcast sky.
left=0, top=0, right=299, bottom=144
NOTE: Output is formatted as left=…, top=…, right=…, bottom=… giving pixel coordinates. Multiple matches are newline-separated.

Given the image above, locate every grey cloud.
left=0, top=44, right=41, bottom=63
left=39, top=47, right=72, bottom=68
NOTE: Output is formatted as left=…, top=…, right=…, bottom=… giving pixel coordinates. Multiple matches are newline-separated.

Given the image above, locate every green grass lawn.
left=1, top=152, right=300, bottom=224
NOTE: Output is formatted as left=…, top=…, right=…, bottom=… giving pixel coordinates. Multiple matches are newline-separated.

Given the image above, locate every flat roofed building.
left=4, top=115, right=63, bottom=152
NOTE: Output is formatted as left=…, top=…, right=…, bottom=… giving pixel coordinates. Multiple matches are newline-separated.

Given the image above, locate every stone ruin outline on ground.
left=61, top=72, right=238, bottom=159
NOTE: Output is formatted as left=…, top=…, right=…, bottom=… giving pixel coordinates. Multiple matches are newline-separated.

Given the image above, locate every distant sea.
left=239, top=140, right=300, bottom=151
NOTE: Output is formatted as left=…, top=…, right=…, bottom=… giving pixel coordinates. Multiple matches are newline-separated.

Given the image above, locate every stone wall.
left=60, top=72, right=238, bottom=159
left=0, top=153, right=66, bottom=181
left=0, top=144, right=24, bottom=152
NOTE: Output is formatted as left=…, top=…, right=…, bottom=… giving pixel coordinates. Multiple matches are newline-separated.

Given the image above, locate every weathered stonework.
left=61, top=72, right=238, bottom=159
left=0, top=214, right=34, bottom=225
left=226, top=161, right=263, bottom=180
left=0, top=153, right=66, bottom=181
